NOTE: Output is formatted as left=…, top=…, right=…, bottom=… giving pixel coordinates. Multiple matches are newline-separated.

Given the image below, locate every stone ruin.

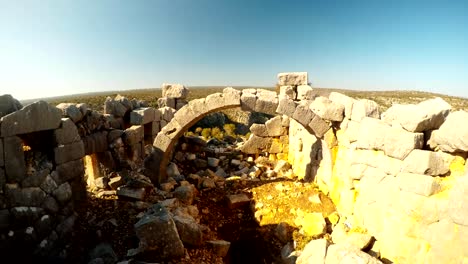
left=0, top=72, right=467, bottom=263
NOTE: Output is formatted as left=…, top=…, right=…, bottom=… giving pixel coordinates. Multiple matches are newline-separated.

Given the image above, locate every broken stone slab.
left=265, top=116, right=283, bottom=136
left=116, top=186, right=146, bottom=200
left=382, top=97, right=451, bottom=132
left=54, top=118, right=81, bottom=145
left=350, top=99, right=380, bottom=122
left=310, top=96, right=345, bottom=122
left=279, top=85, right=297, bottom=100
left=173, top=214, right=203, bottom=246
left=226, top=193, right=250, bottom=209
left=402, top=149, right=454, bottom=176
left=329, top=92, right=355, bottom=119
left=276, top=95, right=297, bottom=117
left=255, top=89, right=278, bottom=115
left=430, top=111, right=468, bottom=153
left=207, top=240, right=231, bottom=257
left=124, top=125, right=144, bottom=145
left=1, top=100, right=62, bottom=137
left=325, top=243, right=383, bottom=264
left=162, top=83, right=189, bottom=99
left=130, top=107, right=157, bottom=125
left=133, top=204, right=185, bottom=259
left=297, top=85, right=314, bottom=100
left=56, top=103, right=83, bottom=123
left=0, top=94, right=22, bottom=118
left=296, top=238, right=329, bottom=264
left=396, top=172, right=439, bottom=197
left=3, top=136, right=26, bottom=183
left=54, top=140, right=85, bottom=165
left=277, top=72, right=308, bottom=86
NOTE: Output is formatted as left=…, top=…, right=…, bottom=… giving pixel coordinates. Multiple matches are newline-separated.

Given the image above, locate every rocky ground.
left=64, top=135, right=338, bottom=264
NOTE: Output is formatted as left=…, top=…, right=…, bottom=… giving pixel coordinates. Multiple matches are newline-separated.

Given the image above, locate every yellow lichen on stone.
left=276, top=153, right=288, bottom=161
left=299, top=212, right=326, bottom=237
left=327, top=212, right=340, bottom=226
left=449, top=155, right=466, bottom=176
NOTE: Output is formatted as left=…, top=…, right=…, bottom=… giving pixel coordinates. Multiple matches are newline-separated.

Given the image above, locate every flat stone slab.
left=277, top=72, right=308, bottom=86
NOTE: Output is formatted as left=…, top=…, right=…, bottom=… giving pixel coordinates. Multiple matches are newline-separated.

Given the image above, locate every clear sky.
left=1, top=0, right=467, bottom=100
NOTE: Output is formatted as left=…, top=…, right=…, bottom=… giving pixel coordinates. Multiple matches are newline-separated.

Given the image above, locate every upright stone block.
left=279, top=85, right=297, bottom=100
left=276, top=96, right=297, bottom=117
left=3, top=136, right=26, bottom=183
left=296, top=85, right=314, bottom=100
left=145, top=121, right=160, bottom=136
left=130, top=107, right=157, bottom=125
left=241, top=92, right=256, bottom=111
left=56, top=103, right=83, bottom=123
left=124, top=125, right=144, bottom=145
left=162, top=83, right=189, bottom=99
left=54, top=141, right=85, bottom=165
left=157, top=97, right=176, bottom=109
left=255, top=90, right=278, bottom=115
left=293, top=103, right=314, bottom=127
left=277, top=72, right=308, bottom=86
left=54, top=118, right=81, bottom=145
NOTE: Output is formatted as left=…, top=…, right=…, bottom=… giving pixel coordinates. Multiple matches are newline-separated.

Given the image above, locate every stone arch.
left=144, top=87, right=333, bottom=184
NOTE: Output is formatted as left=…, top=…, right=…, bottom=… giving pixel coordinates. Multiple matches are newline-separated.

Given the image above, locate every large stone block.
left=104, top=96, right=127, bottom=117
left=239, top=134, right=273, bottom=154
left=277, top=72, right=308, bottom=86
left=53, top=159, right=85, bottom=185
left=329, top=92, right=355, bottom=119
left=431, top=111, right=468, bottom=152
left=130, top=107, right=157, bottom=125
left=3, top=136, right=26, bottom=183
left=276, top=96, right=297, bottom=117
left=279, top=85, right=297, bottom=100
left=144, top=121, right=160, bottom=136
left=350, top=99, right=380, bottom=122
left=162, top=83, right=189, bottom=99
left=54, top=118, right=81, bottom=145
left=325, top=243, right=382, bottom=264
left=293, top=102, right=314, bottom=127
left=153, top=133, right=172, bottom=151
left=310, top=96, right=345, bottom=122
left=157, top=97, right=176, bottom=109
left=222, top=87, right=242, bottom=106
left=356, top=117, right=387, bottom=150
left=1, top=101, right=62, bottom=136
left=296, top=239, right=329, bottom=264
left=402, top=149, right=454, bottom=176
left=124, top=125, right=144, bottom=145
left=0, top=138, right=3, bottom=167
left=296, top=85, right=314, bottom=100
left=0, top=94, right=22, bottom=118
left=265, top=116, right=283, bottom=137
left=6, top=186, right=46, bottom=207
left=382, top=97, right=451, bottom=132
left=384, top=127, right=424, bottom=160
left=240, top=92, right=257, bottom=111
left=448, top=176, right=468, bottom=226
left=54, top=141, right=85, bottom=165
left=250, top=123, right=268, bottom=137
left=83, top=131, right=108, bottom=154
left=396, top=172, right=439, bottom=196
left=159, top=107, right=176, bottom=122
left=255, top=90, right=278, bottom=115
left=308, top=115, right=330, bottom=138
left=56, top=103, right=83, bottom=123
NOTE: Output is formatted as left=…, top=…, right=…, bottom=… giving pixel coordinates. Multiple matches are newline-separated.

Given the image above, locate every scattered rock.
left=173, top=185, right=198, bottom=205
left=207, top=240, right=231, bottom=257
left=116, top=186, right=146, bottom=200
left=225, top=193, right=250, bottom=209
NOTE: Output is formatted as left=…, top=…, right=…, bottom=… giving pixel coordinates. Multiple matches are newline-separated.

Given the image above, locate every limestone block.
left=279, top=85, right=297, bottom=100
left=154, top=108, right=161, bottom=121
left=396, top=172, right=439, bottom=196
left=402, top=149, right=454, bottom=176
left=350, top=99, right=380, bottom=122
left=130, top=107, right=157, bottom=125
left=54, top=140, right=85, bottom=165
left=269, top=139, right=283, bottom=153
left=173, top=214, right=203, bottom=246
left=83, top=131, right=108, bottom=154
left=54, top=118, right=81, bottom=145
left=160, top=119, right=181, bottom=140
left=296, top=238, right=329, bottom=264
left=144, top=121, right=160, bottom=136
left=351, top=149, right=403, bottom=176
left=297, top=85, right=314, bottom=100
left=382, top=97, right=451, bottom=132
left=329, top=92, right=355, bottom=119
left=255, top=90, right=278, bottom=115
left=293, top=102, right=315, bottom=127
left=53, top=182, right=72, bottom=205
left=325, top=243, right=383, bottom=264
left=356, top=117, right=387, bottom=150
left=0, top=94, right=22, bottom=118
left=162, top=83, right=189, bottom=99
left=157, top=97, right=176, bottom=109
left=3, top=136, right=26, bottom=183
left=299, top=212, right=326, bottom=237
left=310, top=96, right=345, bottom=122
left=104, top=97, right=127, bottom=117
left=1, top=101, right=62, bottom=137
left=384, top=127, right=424, bottom=160
left=226, top=193, right=250, bottom=209
left=205, top=93, right=226, bottom=110
left=124, top=125, right=144, bottom=145
left=153, top=133, right=172, bottom=151
left=240, top=92, right=256, bottom=111
left=56, top=103, right=83, bottom=123
left=308, top=115, right=331, bottom=138
left=222, top=87, right=242, bottom=106
left=343, top=120, right=360, bottom=143
left=276, top=95, right=297, bottom=117
left=159, top=107, right=176, bottom=122
left=176, top=99, right=188, bottom=110
left=6, top=186, right=46, bottom=207
left=239, top=135, right=272, bottom=154
left=265, top=116, right=283, bottom=136
left=250, top=124, right=268, bottom=137
left=281, top=115, right=290, bottom=127
left=431, top=111, right=468, bottom=152
left=448, top=176, right=468, bottom=226
left=277, top=72, right=308, bottom=86
left=0, top=138, right=3, bottom=167
left=53, top=159, right=84, bottom=185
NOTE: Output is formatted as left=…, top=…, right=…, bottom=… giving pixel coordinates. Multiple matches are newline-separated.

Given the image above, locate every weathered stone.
left=308, top=114, right=330, bottom=138
left=279, top=85, right=297, bottom=100
left=89, top=243, right=118, bottom=264
left=3, top=136, right=26, bottom=183
left=1, top=101, right=62, bottom=136
left=144, top=121, right=160, bottom=136
left=56, top=214, right=76, bottom=239
left=240, top=92, right=257, bottom=111
left=448, top=177, right=468, bottom=226
left=293, top=102, right=315, bottom=127
left=201, top=177, right=216, bottom=189
left=299, top=212, right=326, bottom=237
left=6, top=186, right=46, bottom=207
left=239, top=134, right=272, bottom=154
left=162, top=83, right=189, bottom=99
left=402, top=149, right=454, bottom=176
left=310, top=96, right=345, bottom=122
left=54, top=118, right=81, bottom=145
left=54, top=141, right=85, bottom=165
left=276, top=96, right=297, bottom=117
left=104, top=97, right=127, bottom=117
left=397, top=172, right=439, bottom=196
left=176, top=99, right=188, bottom=110
left=0, top=94, right=22, bottom=118
left=350, top=99, right=380, bottom=122
left=207, top=240, right=231, bottom=257
left=21, top=168, right=49, bottom=188
left=431, top=111, right=468, bottom=152
left=173, top=214, right=203, bottom=246
left=296, top=85, right=314, bottom=100
left=278, top=72, right=308, bottom=86
left=382, top=97, right=451, bottom=132
left=51, top=182, right=72, bottom=205
left=42, top=195, right=59, bottom=213
left=226, top=193, right=250, bottom=209
left=134, top=204, right=184, bottom=259
left=265, top=116, right=283, bottom=136
left=275, top=222, right=292, bottom=243
left=117, top=186, right=146, bottom=200
left=56, top=103, right=83, bottom=123
left=108, top=176, right=124, bottom=190
left=83, top=131, right=108, bottom=154
left=157, top=97, right=176, bottom=109
left=53, top=159, right=85, bottom=185
left=296, top=238, right=329, bottom=264
left=255, top=90, right=278, bottom=115
left=174, top=184, right=198, bottom=205
left=167, top=162, right=181, bottom=179
left=159, top=106, right=176, bottom=122
left=0, top=209, right=10, bottom=231
left=207, top=157, right=220, bottom=167
left=130, top=107, right=156, bottom=125
left=250, top=123, right=268, bottom=137
left=329, top=92, right=355, bottom=119
left=325, top=243, right=382, bottom=264
left=124, top=125, right=144, bottom=145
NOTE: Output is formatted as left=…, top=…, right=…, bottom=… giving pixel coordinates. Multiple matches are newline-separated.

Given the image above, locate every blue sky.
left=0, top=0, right=467, bottom=100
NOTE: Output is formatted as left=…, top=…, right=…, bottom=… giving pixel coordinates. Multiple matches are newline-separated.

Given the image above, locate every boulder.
left=277, top=72, right=308, bottom=86
left=310, top=96, right=345, bottom=122
left=431, top=111, right=468, bottom=152
left=1, top=100, right=62, bottom=136
left=402, top=149, right=454, bottom=176
left=382, top=97, right=451, bottom=132
left=350, top=99, right=380, bottom=122
left=56, top=103, right=83, bottom=123
left=296, top=238, right=329, bottom=264
left=162, top=83, right=189, bottom=99
left=0, top=94, right=22, bottom=118
left=133, top=204, right=185, bottom=259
